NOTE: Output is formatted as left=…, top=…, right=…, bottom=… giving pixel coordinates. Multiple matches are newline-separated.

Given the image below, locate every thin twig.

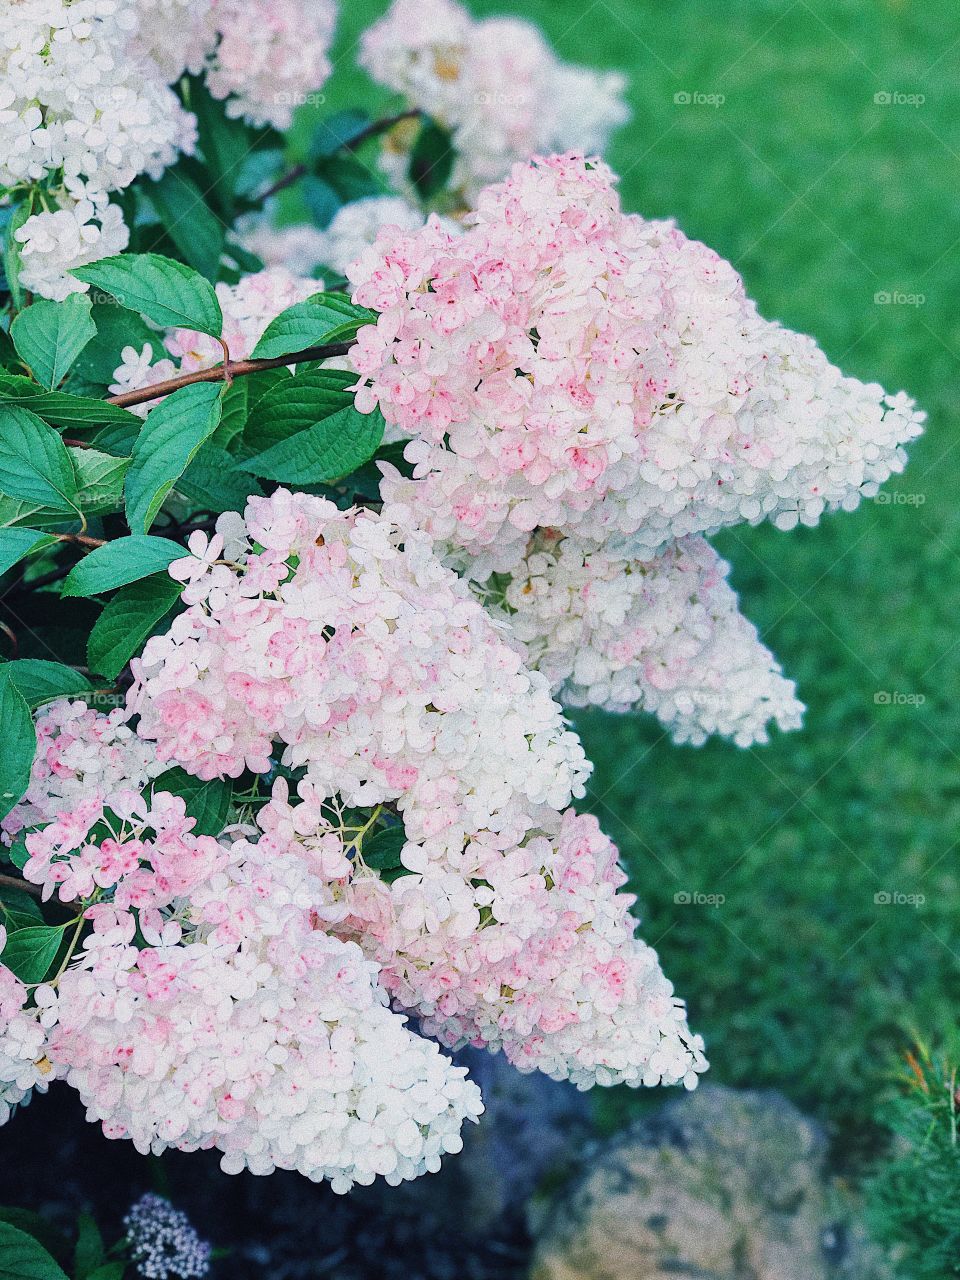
left=0, top=873, right=42, bottom=900
left=106, top=340, right=354, bottom=409
left=256, top=108, right=422, bottom=201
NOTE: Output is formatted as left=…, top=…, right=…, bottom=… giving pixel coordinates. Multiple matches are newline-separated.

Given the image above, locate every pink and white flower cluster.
left=359, top=0, right=629, bottom=203
left=131, top=0, right=338, bottom=129
left=128, top=492, right=590, bottom=853
left=350, top=153, right=924, bottom=569
left=110, top=267, right=320, bottom=414
left=476, top=532, right=804, bottom=745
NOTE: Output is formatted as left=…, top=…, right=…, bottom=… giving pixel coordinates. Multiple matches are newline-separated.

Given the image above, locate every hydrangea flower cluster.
left=128, top=492, right=590, bottom=853
left=359, top=0, right=629, bottom=202
left=0, top=928, right=53, bottom=1123
left=124, top=1193, right=211, bottom=1280
left=350, top=153, right=924, bottom=571
left=110, top=267, right=320, bottom=414
left=2, top=0, right=197, bottom=299
left=475, top=531, right=804, bottom=745
left=132, top=0, right=338, bottom=129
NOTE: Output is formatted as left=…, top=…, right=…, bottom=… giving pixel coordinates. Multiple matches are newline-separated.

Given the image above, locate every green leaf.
left=2, top=195, right=35, bottom=312
left=0, top=668, right=35, bottom=821
left=10, top=297, right=96, bottom=390
left=0, top=1221, right=69, bottom=1280
left=87, top=575, right=182, bottom=680
left=0, top=925, right=64, bottom=984
left=250, top=293, right=375, bottom=359
left=61, top=535, right=182, bottom=598
left=191, top=77, right=254, bottom=214
left=0, top=885, right=43, bottom=929
left=3, top=659, right=92, bottom=708
left=0, top=375, right=139, bottom=430
left=70, top=254, right=223, bottom=338
left=86, top=1264, right=125, bottom=1280
left=409, top=118, right=455, bottom=199
left=68, top=305, right=156, bottom=391
left=0, top=527, right=57, bottom=578
left=125, top=383, right=222, bottom=532
left=310, top=109, right=372, bottom=159
left=244, top=367, right=354, bottom=454
left=71, top=448, right=129, bottom=516
left=302, top=176, right=342, bottom=230
left=240, top=403, right=384, bottom=484
left=177, top=443, right=261, bottom=513
left=146, top=167, right=226, bottom=281
left=86, top=1265, right=125, bottom=1280
left=0, top=406, right=79, bottom=514
left=362, top=824, right=407, bottom=871
left=73, top=1214, right=105, bottom=1280
left=152, top=767, right=232, bottom=837
left=0, top=1213, right=69, bottom=1272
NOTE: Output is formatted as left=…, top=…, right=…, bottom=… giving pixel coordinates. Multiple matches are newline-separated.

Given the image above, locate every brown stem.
left=0, top=873, right=42, bottom=900
left=53, top=533, right=107, bottom=548
left=257, top=109, right=422, bottom=201
left=106, top=340, right=354, bottom=409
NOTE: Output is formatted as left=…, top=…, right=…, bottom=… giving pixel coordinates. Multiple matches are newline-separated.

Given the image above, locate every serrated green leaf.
left=409, top=118, right=455, bottom=199
left=0, top=375, right=139, bottom=430
left=73, top=1214, right=105, bottom=1280
left=362, top=825, right=407, bottom=871
left=125, top=383, right=222, bottom=532
left=71, top=448, right=130, bottom=516
left=71, top=254, right=223, bottom=338
left=177, top=443, right=261, bottom=513
left=0, top=668, right=36, bottom=821
left=244, top=367, right=354, bottom=454
left=152, top=767, right=232, bottom=837
left=87, top=575, right=182, bottom=679
left=250, top=293, right=375, bottom=360
left=146, top=167, right=226, bottom=281
left=10, top=296, right=96, bottom=390
left=240, top=403, right=384, bottom=484
left=0, top=405, right=79, bottom=514
left=0, top=527, right=57, bottom=578
left=61, top=535, right=182, bottom=598
left=0, top=924, right=64, bottom=984
left=3, top=659, right=92, bottom=708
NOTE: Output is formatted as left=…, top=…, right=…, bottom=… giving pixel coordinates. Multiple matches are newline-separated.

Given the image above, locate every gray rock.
left=529, top=1085, right=894, bottom=1280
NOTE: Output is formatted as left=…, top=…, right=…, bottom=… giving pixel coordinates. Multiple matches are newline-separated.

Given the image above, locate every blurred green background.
left=308, top=0, right=960, bottom=1158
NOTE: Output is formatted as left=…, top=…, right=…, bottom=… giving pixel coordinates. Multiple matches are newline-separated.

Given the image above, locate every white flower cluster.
left=475, top=531, right=804, bottom=746
left=0, top=931, right=54, bottom=1122
left=124, top=1194, right=210, bottom=1280
left=49, top=831, right=481, bottom=1190
left=359, top=0, right=629, bottom=202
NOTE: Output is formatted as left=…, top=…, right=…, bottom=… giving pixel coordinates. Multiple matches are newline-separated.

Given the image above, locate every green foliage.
left=71, top=253, right=223, bottom=337
left=0, top=528, right=57, bottom=577
left=0, top=376, right=139, bottom=430
left=145, top=167, right=226, bottom=281
left=241, top=402, right=384, bottom=484
left=11, top=297, right=96, bottom=391
left=2, top=660, right=92, bottom=708
left=249, top=292, right=375, bottom=359
left=61, top=536, right=183, bottom=598
left=0, top=667, right=36, bottom=820
left=408, top=118, right=455, bottom=200
left=0, top=923, right=68, bottom=985
left=124, top=383, right=222, bottom=532
left=86, top=576, right=182, bottom=680
left=0, top=1222, right=69, bottom=1280
left=0, top=406, right=79, bottom=515
left=1, top=194, right=34, bottom=311
left=865, top=1043, right=960, bottom=1277
left=151, top=767, right=233, bottom=837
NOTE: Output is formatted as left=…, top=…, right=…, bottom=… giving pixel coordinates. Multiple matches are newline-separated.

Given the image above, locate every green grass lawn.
left=312, top=0, right=960, bottom=1155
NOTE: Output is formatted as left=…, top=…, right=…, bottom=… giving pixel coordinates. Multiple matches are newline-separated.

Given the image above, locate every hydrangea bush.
left=0, top=0, right=922, bottom=1230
